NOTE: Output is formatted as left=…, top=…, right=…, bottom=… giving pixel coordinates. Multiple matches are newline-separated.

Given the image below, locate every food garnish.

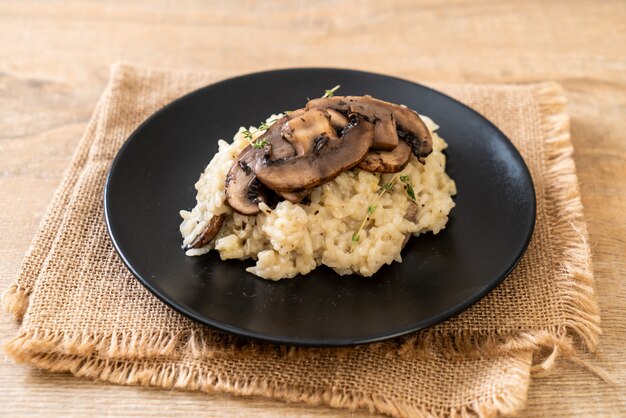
left=350, top=173, right=400, bottom=252
left=224, top=93, right=432, bottom=218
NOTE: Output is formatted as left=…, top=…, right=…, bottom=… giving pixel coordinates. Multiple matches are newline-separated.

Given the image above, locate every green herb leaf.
left=242, top=130, right=253, bottom=140
left=382, top=181, right=394, bottom=191
left=322, top=85, right=341, bottom=98
left=244, top=118, right=279, bottom=148
left=406, top=183, right=416, bottom=202
left=350, top=173, right=399, bottom=253
left=251, top=139, right=268, bottom=149
left=399, top=175, right=416, bottom=201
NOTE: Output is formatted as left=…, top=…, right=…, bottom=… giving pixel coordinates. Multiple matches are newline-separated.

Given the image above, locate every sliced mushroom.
left=358, top=140, right=412, bottom=173
left=225, top=95, right=427, bottom=213
left=255, top=114, right=375, bottom=192
left=184, top=214, right=226, bottom=250
left=326, top=108, right=349, bottom=130
left=225, top=146, right=266, bottom=215
left=262, top=116, right=293, bottom=161
left=404, top=200, right=419, bottom=223
left=306, top=95, right=432, bottom=162
left=278, top=189, right=312, bottom=204
left=281, top=109, right=338, bottom=156
left=285, top=108, right=306, bottom=120
left=372, top=113, right=399, bottom=150
left=401, top=201, right=420, bottom=248
left=225, top=116, right=296, bottom=215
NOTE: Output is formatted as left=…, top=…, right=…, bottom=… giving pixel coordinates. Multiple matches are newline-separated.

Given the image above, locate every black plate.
left=105, top=68, right=535, bottom=346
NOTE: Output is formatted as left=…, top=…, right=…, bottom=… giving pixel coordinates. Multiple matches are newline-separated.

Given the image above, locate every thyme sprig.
left=400, top=174, right=416, bottom=202
left=322, top=85, right=341, bottom=98
left=350, top=173, right=400, bottom=252
left=242, top=118, right=278, bottom=149
left=349, top=173, right=418, bottom=252
left=285, top=85, right=341, bottom=115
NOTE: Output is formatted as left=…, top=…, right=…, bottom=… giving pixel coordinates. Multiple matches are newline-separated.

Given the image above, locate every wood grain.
left=1, top=0, right=625, bottom=416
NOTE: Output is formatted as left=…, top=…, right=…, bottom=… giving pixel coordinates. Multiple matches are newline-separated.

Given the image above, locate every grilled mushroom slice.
left=284, top=108, right=306, bottom=120
left=225, top=116, right=295, bottom=215
left=372, top=113, right=399, bottom=151
left=278, top=189, right=312, bottom=204
left=226, top=94, right=427, bottom=212
left=262, top=116, right=293, bottom=160
left=184, top=214, right=226, bottom=250
left=358, top=140, right=412, bottom=173
left=326, top=108, right=349, bottom=130
left=255, top=114, right=374, bottom=192
left=281, top=109, right=339, bottom=156
left=225, top=146, right=266, bottom=215
left=306, top=95, right=432, bottom=162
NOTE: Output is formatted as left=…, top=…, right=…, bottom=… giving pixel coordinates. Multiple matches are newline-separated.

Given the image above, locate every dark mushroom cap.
left=262, top=116, right=293, bottom=160
left=224, top=145, right=266, bottom=215
left=225, top=116, right=294, bottom=215
left=254, top=114, right=374, bottom=192
left=357, top=140, right=412, bottom=173
left=278, top=189, right=312, bottom=204
left=306, top=95, right=432, bottom=162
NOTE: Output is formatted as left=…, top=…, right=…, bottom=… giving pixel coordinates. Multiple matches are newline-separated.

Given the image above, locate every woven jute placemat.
left=3, top=64, right=600, bottom=417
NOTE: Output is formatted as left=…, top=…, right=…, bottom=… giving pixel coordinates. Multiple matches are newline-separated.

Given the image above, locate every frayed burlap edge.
left=534, top=82, right=600, bottom=351
left=6, top=340, right=532, bottom=418
left=1, top=75, right=604, bottom=416
left=2, top=283, right=29, bottom=321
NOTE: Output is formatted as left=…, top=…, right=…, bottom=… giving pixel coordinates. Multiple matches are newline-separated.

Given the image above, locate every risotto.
left=179, top=107, right=456, bottom=280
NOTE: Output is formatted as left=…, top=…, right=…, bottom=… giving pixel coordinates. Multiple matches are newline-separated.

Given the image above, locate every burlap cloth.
left=3, top=64, right=600, bottom=417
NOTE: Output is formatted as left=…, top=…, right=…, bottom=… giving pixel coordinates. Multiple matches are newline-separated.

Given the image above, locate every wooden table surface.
left=1, top=1, right=624, bottom=416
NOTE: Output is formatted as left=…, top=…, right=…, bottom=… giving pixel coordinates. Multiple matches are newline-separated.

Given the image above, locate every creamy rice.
left=180, top=114, right=456, bottom=280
